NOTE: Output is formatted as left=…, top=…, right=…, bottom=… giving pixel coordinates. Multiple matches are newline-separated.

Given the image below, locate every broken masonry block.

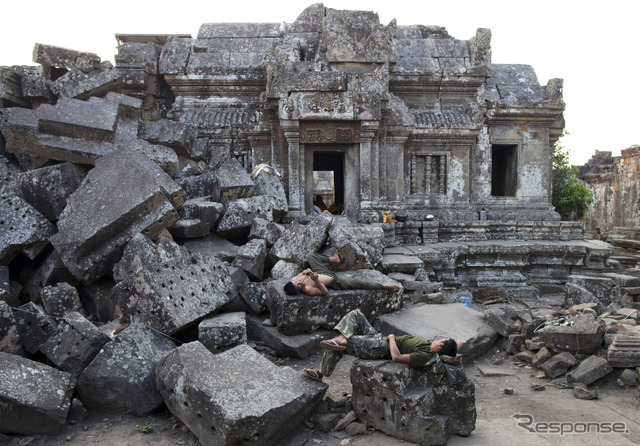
left=0, top=266, right=10, bottom=302
left=115, top=42, right=162, bottom=73
left=0, top=301, right=21, bottom=354
left=567, top=355, right=613, bottom=386
left=565, top=274, right=630, bottom=315
left=269, top=211, right=333, bottom=266
left=39, top=311, right=111, bottom=374
left=76, top=323, right=175, bottom=415
left=13, top=302, right=58, bottom=354
left=140, top=119, right=198, bottom=159
left=267, top=272, right=402, bottom=335
left=217, top=195, right=274, bottom=239
left=16, top=162, right=86, bottom=222
left=253, top=164, right=287, bottom=221
left=116, top=138, right=179, bottom=178
left=175, top=170, right=217, bottom=199
left=214, top=157, right=255, bottom=204
left=238, top=281, right=268, bottom=314
left=198, top=312, right=247, bottom=353
left=543, top=313, right=603, bottom=354
left=0, top=192, right=56, bottom=264
left=50, top=146, right=184, bottom=283
left=541, top=352, right=576, bottom=379
left=50, top=62, right=122, bottom=99
left=115, top=252, right=237, bottom=336
left=18, top=65, right=54, bottom=103
left=0, top=352, right=76, bottom=435
left=0, top=67, right=30, bottom=108
left=607, top=334, right=640, bottom=367
left=156, top=342, right=327, bottom=446
left=328, top=219, right=385, bottom=271
left=232, top=238, right=268, bottom=281
left=40, top=282, right=84, bottom=318
left=351, top=359, right=476, bottom=445
left=246, top=314, right=331, bottom=358
left=249, top=217, right=284, bottom=247
left=484, top=307, right=517, bottom=338
left=269, top=259, right=302, bottom=280
left=170, top=197, right=224, bottom=239
left=158, top=37, right=192, bottom=75
left=33, top=43, right=101, bottom=74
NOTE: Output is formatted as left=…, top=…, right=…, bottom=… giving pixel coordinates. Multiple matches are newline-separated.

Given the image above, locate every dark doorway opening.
left=491, top=144, right=518, bottom=197
left=313, top=151, right=345, bottom=214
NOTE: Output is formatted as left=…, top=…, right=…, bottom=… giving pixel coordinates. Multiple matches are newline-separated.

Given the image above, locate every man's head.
left=316, top=195, right=323, bottom=201
left=284, top=280, right=303, bottom=295
left=431, top=338, right=459, bottom=357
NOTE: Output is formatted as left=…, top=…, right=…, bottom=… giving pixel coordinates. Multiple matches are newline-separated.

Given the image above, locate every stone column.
left=280, top=120, right=302, bottom=214
left=359, top=121, right=379, bottom=204
left=384, top=129, right=411, bottom=204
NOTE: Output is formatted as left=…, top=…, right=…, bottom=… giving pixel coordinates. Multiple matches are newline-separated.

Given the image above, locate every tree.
left=552, top=132, right=593, bottom=220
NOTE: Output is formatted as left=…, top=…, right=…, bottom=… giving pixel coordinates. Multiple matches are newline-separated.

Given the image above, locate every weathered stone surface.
left=572, top=382, right=597, bottom=400
left=567, top=355, right=613, bottom=385
left=117, top=138, right=179, bottom=178
left=0, top=67, right=29, bottom=108
left=50, top=62, right=122, bottom=99
left=541, top=352, right=576, bottom=379
left=232, top=238, right=267, bottom=281
left=238, top=281, right=268, bottom=314
left=115, top=252, right=236, bottom=335
left=484, top=307, right=517, bottom=338
left=269, top=212, right=333, bottom=265
left=141, top=119, right=198, bottom=159
left=607, top=334, right=640, bottom=367
left=175, top=169, right=217, bottom=200
left=181, top=233, right=238, bottom=260
left=543, top=314, right=603, bottom=354
left=270, top=259, right=302, bottom=280
left=214, top=157, right=255, bottom=204
left=0, top=352, right=76, bottom=434
left=156, top=342, right=327, bottom=446
left=375, top=303, right=498, bottom=361
left=115, top=42, right=161, bottom=73
left=39, top=311, right=111, bottom=373
left=565, top=275, right=630, bottom=314
left=0, top=301, right=20, bottom=353
left=532, top=346, right=552, bottom=368
left=33, top=43, right=101, bottom=73
left=351, top=359, right=475, bottom=445
left=15, top=162, right=86, bottom=221
left=170, top=197, right=223, bottom=239
left=41, top=282, right=83, bottom=317
left=246, top=315, right=330, bottom=358
left=198, top=312, right=247, bottom=352
left=329, top=219, right=385, bottom=270
left=76, top=323, right=175, bottom=415
left=252, top=164, right=287, bottom=221
left=249, top=217, right=284, bottom=247
left=50, top=146, right=184, bottom=283
left=618, top=368, right=639, bottom=387
left=267, top=272, right=401, bottom=335
left=0, top=192, right=55, bottom=263
left=217, top=196, right=274, bottom=239
left=13, top=302, right=58, bottom=354
left=159, top=37, right=192, bottom=74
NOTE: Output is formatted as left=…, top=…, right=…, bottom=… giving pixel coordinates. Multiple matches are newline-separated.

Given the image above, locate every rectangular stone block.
left=0, top=352, right=76, bottom=434
left=543, top=314, right=603, bottom=354
left=140, top=119, right=198, bottom=159
left=115, top=253, right=237, bottom=335
left=50, top=64, right=122, bottom=99
left=246, top=315, right=331, bottom=359
left=50, top=146, right=184, bottom=283
left=567, top=355, right=613, bottom=385
left=351, top=359, right=475, bottom=445
left=156, top=342, right=327, bottom=445
left=0, top=67, right=29, bottom=107
left=13, top=302, right=58, bottom=354
left=266, top=272, right=402, bottom=335
left=607, top=334, right=640, bottom=367
left=33, top=43, right=101, bottom=73
left=198, top=312, right=247, bottom=352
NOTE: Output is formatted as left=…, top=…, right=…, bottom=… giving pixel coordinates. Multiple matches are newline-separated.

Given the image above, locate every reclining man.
left=303, top=309, right=464, bottom=381
left=283, top=248, right=399, bottom=296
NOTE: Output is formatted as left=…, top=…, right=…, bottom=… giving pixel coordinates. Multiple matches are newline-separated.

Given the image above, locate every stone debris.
left=198, top=311, right=247, bottom=352
left=0, top=301, right=21, bottom=354
left=40, top=282, right=84, bottom=317
left=155, top=342, right=327, bottom=445
left=567, top=355, right=613, bottom=386
left=269, top=211, right=333, bottom=265
left=246, top=315, right=331, bottom=358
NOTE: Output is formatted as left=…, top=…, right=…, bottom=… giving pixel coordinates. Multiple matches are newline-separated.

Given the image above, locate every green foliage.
left=552, top=132, right=593, bottom=220
left=135, top=422, right=154, bottom=434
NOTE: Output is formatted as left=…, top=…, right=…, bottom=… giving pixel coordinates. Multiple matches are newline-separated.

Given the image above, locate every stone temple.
left=119, top=3, right=565, bottom=225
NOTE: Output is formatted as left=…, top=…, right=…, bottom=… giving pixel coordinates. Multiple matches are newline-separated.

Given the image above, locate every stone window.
left=491, top=144, right=518, bottom=197
left=410, top=153, right=447, bottom=196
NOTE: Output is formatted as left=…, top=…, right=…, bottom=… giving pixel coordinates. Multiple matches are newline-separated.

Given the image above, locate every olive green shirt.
left=394, top=335, right=434, bottom=368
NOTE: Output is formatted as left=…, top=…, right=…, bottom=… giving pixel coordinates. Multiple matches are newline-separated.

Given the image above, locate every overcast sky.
left=1, top=0, right=637, bottom=165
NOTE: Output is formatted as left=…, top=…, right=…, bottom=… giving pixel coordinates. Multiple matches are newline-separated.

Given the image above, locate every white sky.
left=1, top=0, right=638, bottom=165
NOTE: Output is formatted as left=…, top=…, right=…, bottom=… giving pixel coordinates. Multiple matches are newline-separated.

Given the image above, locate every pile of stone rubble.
left=0, top=44, right=477, bottom=446
left=484, top=272, right=640, bottom=399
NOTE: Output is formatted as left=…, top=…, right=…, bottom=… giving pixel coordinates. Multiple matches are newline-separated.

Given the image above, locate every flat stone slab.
left=0, top=352, right=76, bottom=435
left=374, top=303, right=498, bottom=361
left=246, top=315, right=332, bottom=358
left=379, top=254, right=424, bottom=274
left=156, top=342, right=327, bottom=445
left=267, top=271, right=402, bottom=335
left=476, top=363, right=515, bottom=377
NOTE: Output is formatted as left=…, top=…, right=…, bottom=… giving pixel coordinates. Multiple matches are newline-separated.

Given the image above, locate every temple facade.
left=118, top=3, right=565, bottom=223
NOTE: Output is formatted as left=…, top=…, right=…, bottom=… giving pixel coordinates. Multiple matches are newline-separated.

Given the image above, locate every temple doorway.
left=312, top=151, right=345, bottom=215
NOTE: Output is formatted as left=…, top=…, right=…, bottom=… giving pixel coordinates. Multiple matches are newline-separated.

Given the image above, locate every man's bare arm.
left=387, top=334, right=411, bottom=364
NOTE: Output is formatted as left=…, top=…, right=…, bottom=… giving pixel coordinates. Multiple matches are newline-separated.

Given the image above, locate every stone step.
left=378, top=254, right=424, bottom=274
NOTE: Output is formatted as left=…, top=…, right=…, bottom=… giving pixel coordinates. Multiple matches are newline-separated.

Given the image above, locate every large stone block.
left=249, top=217, right=283, bottom=247
left=159, top=37, right=192, bottom=75
left=117, top=138, right=179, bottom=178
left=140, top=119, right=198, bottom=159
left=50, top=146, right=184, bottom=283
left=252, top=164, right=287, bottom=220
left=269, top=212, right=333, bottom=266
left=0, top=301, right=20, bottom=353
left=246, top=315, right=330, bottom=358
left=76, top=323, right=175, bottom=415
left=50, top=62, right=122, bottom=99
left=374, top=303, right=498, bottom=361
left=0, top=352, right=76, bottom=435
left=351, top=359, right=475, bottom=445
left=0, top=192, right=55, bottom=264
left=39, top=311, right=111, bottom=373
left=541, top=352, right=576, bottom=378
left=565, top=275, right=629, bottom=314
left=543, top=314, right=603, bottom=354
left=232, top=238, right=267, bottom=281
left=115, top=252, right=237, bottom=335
left=217, top=195, right=274, bottom=239
left=16, top=162, right=86, bottom=221
left=156, top=342, right=327, bottom=446
left=214, top=157, right=255, bottom=204
left=238, top=281, right=268, bottom=314
left=198, top=312, right=247, bottom=352
left=13, top=302, right=58, bottom=354
left=33, top=43, right=101, bottom=73
left=41, top=282, right=84, bottom=317
left=607, top=334, right=640, bottom=367
left=267, top=272, right=402, bottom=335
left=567, top=355, right=613, bottom=385
left=170, top=197, right=223, bottom=239
left=0, top=67, right=29, bottom=107
left=328, top=218, right=385, bottom=270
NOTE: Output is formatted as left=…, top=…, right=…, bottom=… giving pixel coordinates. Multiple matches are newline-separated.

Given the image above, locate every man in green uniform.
left=303, top=309, right=463, bottom=381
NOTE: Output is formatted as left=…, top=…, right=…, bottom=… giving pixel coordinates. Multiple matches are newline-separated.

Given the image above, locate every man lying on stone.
left=283, top=247, right=399, bottom=296
left=303, top=309, right=463, bottom=381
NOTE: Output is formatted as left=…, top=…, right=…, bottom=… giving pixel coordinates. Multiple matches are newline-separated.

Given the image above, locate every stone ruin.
left=1, top=3, right=640, bottom=445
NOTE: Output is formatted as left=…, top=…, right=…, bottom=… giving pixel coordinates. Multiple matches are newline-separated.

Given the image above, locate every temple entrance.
left=491, top=144, right=518, bottom=197
left=312, top=151, right=345, bottom=215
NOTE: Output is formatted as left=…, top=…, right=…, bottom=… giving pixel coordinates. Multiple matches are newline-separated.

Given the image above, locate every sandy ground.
left=3, top=346, right=639, bottom=446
